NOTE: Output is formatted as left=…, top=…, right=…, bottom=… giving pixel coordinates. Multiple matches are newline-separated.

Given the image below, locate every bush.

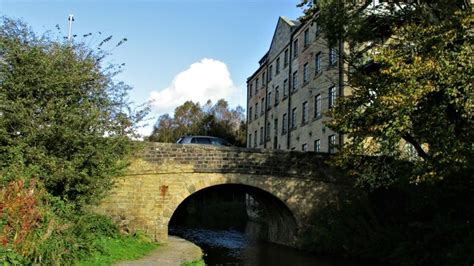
left=0, top=178, right=126, bottom=265
left=26, top=204, right=125, bottom=265
left=300, top=180, right=474, bottom=266
left=0, top=179, right=45, bottom=264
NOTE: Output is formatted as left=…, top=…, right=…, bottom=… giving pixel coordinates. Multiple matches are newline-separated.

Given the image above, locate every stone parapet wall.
left=136, top=142, right=345, bottom=182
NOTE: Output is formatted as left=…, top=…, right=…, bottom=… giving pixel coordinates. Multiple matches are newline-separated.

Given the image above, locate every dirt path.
left=115, top=236, right=203, bottom=266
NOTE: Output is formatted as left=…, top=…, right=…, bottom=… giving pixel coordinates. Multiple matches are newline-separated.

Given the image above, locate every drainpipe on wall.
left=263, top=64, right=269, bottom=149
left=287, top=34, right=293, bottom=150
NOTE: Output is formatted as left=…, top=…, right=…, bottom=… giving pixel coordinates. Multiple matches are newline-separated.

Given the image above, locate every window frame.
left=315, top=23, right=321, bottom=37
left=292, top=71, right=298, bottom=92
left=254, top=130, right=257, bottom=147
left=274, top=118, right=278, bottom=136
left=267, top=92, right=272, bottom=110
left=275, top=86, right=280, bottom=105
left=304, top=28, right=309, bottom=47
left=293, top=39, right=298, bottom=58
left=314, top=94, right=321, bottom=118
left=302, top=101, right=308, bottom=124
left=282, top=113, right=288, bottom=134
left=266, top=122, right=271, bottom=140
left=291, top=107, right=297, bottom=129
left=302, top=143, right=308, bottom=151
left=329, top=86, right=337, bottom=109
left=329, top=134, right=336, bottom=153
left=303, top=63, right=309, bottom=83
left=329, top=47, right=337, bottom=66
left=314, top=139, right=321, bottom=152
left=276, top=58, right=280, bottom=74
left=315, top=52, right=322, bottom=75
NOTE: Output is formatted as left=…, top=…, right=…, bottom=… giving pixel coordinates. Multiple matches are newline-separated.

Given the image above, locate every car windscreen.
left=192, top=137, right=211, bottom=144
left=211, top=138, right=229, bottom=146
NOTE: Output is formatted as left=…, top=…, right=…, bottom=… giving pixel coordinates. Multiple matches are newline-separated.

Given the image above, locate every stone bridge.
left=95, top=142, right=352, bottom=246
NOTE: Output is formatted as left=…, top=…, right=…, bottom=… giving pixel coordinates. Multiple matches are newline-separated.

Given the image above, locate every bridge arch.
left=167, top=182, right=298, bottom=245
left=94, top=143, right=350, bottom=247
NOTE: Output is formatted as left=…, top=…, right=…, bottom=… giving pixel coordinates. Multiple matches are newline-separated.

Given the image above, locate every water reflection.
left=170, top=226, right=358, bottom=266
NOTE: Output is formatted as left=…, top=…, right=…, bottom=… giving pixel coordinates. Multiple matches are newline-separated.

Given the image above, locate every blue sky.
left=1, top=0, right=303, bottom=135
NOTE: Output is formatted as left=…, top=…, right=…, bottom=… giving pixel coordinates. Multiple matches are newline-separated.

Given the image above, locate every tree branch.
left=402, top=133, right=429, bottom=159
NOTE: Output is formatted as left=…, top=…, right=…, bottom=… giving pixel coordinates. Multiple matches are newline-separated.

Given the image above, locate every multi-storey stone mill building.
left=246, top=16, right=349, bottom=153
left=95, top=143, right=352, bottom=247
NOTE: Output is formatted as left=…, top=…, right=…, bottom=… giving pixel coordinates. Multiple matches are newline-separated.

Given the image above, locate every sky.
left=0, top=0, right=303, bottom=136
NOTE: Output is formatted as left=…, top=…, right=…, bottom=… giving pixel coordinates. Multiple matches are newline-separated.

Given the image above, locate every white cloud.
left=149, top=58, right=241, bottom=115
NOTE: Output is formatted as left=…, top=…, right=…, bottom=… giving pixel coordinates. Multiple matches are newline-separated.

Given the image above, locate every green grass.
left=181, top=258, right=206, bottom=266
left=78, top=235, right=159, bottom=266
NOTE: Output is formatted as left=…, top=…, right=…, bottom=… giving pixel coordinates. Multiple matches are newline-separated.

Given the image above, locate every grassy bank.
left=182, top=258, right=206, bottom=266
left=78, top=235, right=159, bottom=265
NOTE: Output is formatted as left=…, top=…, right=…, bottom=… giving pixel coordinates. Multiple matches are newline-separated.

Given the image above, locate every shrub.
left=25, top=204, right=122, bottom=265
left=300, top=181, right=474, bottom=266
left=0, top=179, right=44, bottom=263
left=0, top=178, right=126, bottom=265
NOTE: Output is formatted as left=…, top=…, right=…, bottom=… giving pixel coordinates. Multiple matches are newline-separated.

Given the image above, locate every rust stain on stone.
left=160, top=185, right=169, bottom=198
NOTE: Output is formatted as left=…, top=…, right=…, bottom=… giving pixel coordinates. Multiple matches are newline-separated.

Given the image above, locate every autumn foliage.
left=0, top=179, right=44, bottom=261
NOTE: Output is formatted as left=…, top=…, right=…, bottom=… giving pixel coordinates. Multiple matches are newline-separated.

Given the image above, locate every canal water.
left=169, top=187, right=374, bottom=265
left=170, top=225, right=364, bottom=266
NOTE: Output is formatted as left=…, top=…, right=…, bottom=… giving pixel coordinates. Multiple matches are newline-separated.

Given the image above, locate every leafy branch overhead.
left=299, top=0, right=473, bottom=187
left=299, top=3, right=473, bottom=265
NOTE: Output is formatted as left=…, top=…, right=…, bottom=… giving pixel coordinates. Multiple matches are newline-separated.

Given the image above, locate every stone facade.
left=247, top=16, right=349, bottom=152
left=94, top=143, right=351, bottom=246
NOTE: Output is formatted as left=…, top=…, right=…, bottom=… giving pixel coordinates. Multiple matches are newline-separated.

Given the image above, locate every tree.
left=148, top=99, right=247, bottom=146
left=0, top=17, right=148, bottom=207
left=299, top=0, right=473, bottom=188
left=297, top=2, right=474, bottom=264
left=174, top=100, right=205, bottom=138
left=148, top=113, right=175, bottom=142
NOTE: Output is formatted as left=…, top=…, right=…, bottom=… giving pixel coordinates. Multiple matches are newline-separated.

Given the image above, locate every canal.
left=169, top=185, right=370, bottom=266
left=170, top=224, right=365, bottom=266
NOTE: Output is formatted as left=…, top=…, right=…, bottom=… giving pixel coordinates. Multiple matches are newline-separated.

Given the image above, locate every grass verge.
left=78, top=235, right=159, bottom=266
left=181, top=258, right=206, bottom=266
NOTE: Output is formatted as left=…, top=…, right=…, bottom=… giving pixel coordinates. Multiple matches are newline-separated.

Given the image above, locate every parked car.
left=176, top=136, right=231, bottom=146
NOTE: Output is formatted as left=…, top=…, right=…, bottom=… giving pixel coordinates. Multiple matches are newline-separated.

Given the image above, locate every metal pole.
left=68, top=14, right=74, bottom=41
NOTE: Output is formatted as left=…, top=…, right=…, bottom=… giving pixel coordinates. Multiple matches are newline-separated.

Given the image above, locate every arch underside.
left=168, top=182, right=298, bottom=245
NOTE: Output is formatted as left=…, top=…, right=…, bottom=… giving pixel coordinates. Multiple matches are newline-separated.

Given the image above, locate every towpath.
left=115, top=236, right=202, bottom=266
